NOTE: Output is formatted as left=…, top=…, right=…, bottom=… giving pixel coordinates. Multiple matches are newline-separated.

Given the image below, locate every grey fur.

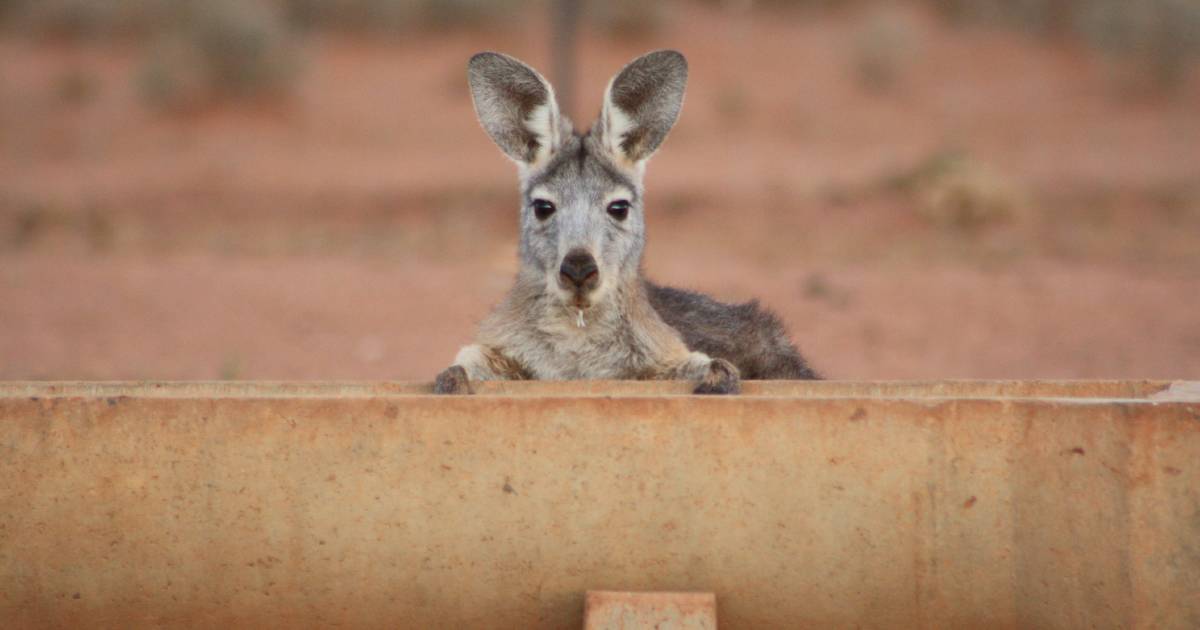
left=600, top=50, right=688, bottom=163
left=647, top=283, right=819, bottom=379
left=435, top=50, right=817, bottom=395
left=467, top=52, right=565, bottom=164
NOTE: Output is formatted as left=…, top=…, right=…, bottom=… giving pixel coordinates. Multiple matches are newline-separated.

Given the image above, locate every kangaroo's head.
left=467, top=50, right=687, bottom=311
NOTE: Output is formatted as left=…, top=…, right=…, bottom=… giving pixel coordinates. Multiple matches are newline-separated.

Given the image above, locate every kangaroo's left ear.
left=468, top=52, right=565, bottom=169
left=597, top=50, right=688, bottom=169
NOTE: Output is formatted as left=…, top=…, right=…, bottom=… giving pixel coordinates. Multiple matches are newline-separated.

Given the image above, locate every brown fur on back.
left=647, top=282, right=819, bottom=379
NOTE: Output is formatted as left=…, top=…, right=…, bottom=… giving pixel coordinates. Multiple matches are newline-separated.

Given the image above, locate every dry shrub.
left=852, top=6, right=921, bottom=92
left=283, top=0, right=524, bottom=35
left=586, top=0, right=671, bottom=38
left=424, top=0, right=523, bottom=28
left=138, top=0, right=301, bottom=111
left=888, top=150, right=1026, bottom=231
left=931, top=0, right=1200, bottom=90
left=2, top=0, right=529, bottom=37
left=1075, top=0, right=1200, bottom=90
left=5, top=0, right=168, bottom=40
left=285, top=0, right=417, bottom=33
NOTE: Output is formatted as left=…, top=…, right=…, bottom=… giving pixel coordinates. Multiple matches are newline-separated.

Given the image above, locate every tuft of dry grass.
left=884, top=150, right=1027, bottom=232
left=851, top=6, right=921, bottom=92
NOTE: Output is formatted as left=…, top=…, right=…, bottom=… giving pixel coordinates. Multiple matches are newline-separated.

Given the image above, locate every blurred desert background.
left=1, top=0, right=1198, bottom=381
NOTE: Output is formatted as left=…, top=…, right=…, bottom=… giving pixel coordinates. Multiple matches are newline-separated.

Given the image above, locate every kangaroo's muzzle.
left=558, top=249, right=599, bottom=295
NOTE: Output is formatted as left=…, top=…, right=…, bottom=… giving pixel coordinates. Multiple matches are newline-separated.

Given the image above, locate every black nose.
left=559, top=250, right=598, bottom=290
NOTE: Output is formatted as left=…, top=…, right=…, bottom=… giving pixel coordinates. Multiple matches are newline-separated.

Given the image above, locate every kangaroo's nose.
left=559, top=249, right=599, bottom=291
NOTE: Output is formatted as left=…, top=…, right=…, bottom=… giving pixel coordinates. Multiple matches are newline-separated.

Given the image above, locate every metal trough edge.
left=1, top=381, right=1198, bottom=628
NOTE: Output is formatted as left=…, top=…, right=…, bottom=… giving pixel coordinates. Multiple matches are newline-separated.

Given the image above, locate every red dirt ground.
left=2, top=4, right=1198, bottom=381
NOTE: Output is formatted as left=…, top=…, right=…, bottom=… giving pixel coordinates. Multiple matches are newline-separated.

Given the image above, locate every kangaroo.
left=434, top=50, right=818, bottom=395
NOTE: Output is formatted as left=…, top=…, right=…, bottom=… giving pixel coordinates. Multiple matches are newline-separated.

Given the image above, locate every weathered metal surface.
left=584, top=592, right=716, bottom=629
left=1, top=381, right=1198, bottom=629
left=0, top=378, right=1181, bottom=399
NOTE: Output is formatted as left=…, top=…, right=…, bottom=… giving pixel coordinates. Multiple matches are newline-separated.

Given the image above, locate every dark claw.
left=433, top=365, right=472, bottom=395
left=693, top=358, right=740, bottom=395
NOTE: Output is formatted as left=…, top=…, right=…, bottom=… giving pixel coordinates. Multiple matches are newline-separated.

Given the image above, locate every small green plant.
left=219, top=355, right=243, bottom=380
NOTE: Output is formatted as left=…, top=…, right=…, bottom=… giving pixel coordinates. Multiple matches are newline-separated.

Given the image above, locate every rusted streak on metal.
left=584, top=591, right=717, bottom=630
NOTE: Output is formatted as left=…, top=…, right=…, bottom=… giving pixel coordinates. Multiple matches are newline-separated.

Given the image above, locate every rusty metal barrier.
left=2, top=381, right=1198, bottom=628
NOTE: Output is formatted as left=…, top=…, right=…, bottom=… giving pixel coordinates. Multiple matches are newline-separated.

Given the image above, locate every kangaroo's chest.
left=511, top=316, right=642, bottom=380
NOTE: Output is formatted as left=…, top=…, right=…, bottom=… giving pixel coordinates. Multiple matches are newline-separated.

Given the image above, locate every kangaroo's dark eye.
left=606, top=200, right=630, bottom=221
left=532, top=199, right=556, bottom=221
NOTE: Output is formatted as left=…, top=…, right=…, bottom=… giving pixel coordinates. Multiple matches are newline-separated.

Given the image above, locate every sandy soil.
left=2, top=4, right=1198, bottom=381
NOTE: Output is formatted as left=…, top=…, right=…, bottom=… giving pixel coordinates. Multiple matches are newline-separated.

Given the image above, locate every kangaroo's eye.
left=606, top=200, right=630, bottom=221
left=531, top=199, right=556, bottom=221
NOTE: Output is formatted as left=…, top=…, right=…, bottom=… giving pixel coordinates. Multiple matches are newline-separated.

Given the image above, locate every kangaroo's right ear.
left=467, top=52, right=564, bottom=169
left=597, top=50, right=688, bottom=169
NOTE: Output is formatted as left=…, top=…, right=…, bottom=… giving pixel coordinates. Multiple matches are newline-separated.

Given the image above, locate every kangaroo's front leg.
left=433, top=344, right=528, bottom=395
left=667, top=351, right=741, bottom=395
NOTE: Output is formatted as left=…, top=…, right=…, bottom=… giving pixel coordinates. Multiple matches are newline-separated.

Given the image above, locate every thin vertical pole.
left=551, top=0, right=582, bottom=123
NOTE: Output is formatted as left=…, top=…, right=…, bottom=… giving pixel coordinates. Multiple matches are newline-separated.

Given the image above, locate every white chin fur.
left=549, top=280, right=606, bottom=311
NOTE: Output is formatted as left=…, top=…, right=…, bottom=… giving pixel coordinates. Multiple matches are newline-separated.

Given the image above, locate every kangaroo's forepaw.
left=693, top=358, right=740, bottom=395
left=434, top=365, right=472, bottom=395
